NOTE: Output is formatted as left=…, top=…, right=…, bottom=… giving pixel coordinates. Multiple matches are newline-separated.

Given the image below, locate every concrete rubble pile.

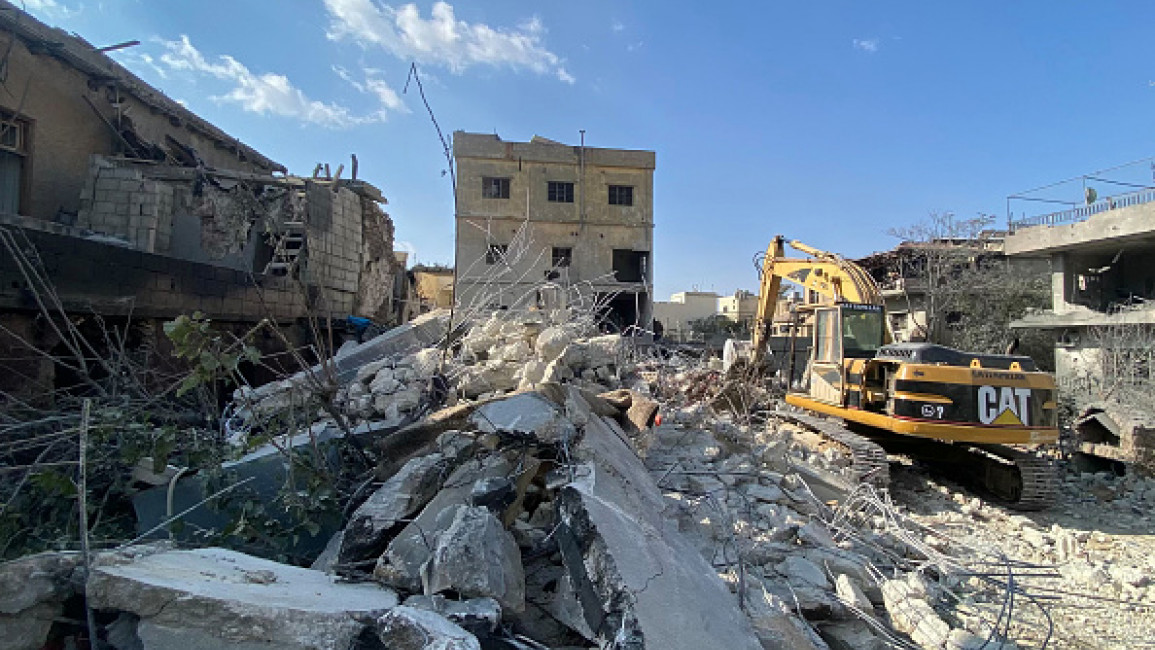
left=8, top=307, right=1141, bottom=649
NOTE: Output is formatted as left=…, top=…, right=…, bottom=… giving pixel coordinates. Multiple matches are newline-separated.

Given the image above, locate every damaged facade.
left=453, top=132, right=655, bottom=330
left=1006, top=194, right=1155, bottom=471
left=0, top=2, right=407, bottom=394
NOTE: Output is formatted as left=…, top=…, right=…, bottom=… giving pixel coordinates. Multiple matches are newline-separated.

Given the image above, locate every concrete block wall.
left=303, top=182, right=362, bottom=313
left=77, top=157, right=168, bottom=252
left=301, top=185, right=377, bottom=316
left=0, top=225, right=310, bottom=322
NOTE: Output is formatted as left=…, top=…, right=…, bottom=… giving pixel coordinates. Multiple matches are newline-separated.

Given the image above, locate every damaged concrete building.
left=453, top=132, right=655, bottom=330
left=0, top=2, right=407, bottom=394
left=1006, top=189, right=1155, bottom=471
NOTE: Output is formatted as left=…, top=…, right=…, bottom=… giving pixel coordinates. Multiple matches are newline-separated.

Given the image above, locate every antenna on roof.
left=97, top=40, right=140, bottom=53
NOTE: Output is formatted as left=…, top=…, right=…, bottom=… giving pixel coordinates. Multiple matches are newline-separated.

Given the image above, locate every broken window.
left=0, top=115, right=30, bottom=216
left=547, top=181, right=574, bottom=203
left=485, top=244, right=508, bottom=265
left=551, top=246, right=572, bottom=267
left=612, top=249, right=649, bottom=283
left=482, top=177, right=510, bottom=199
left=608, top=185, right=634, bottom=206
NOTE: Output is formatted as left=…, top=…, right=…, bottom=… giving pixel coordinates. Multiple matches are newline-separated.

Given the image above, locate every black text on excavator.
left=746, top=236, right=1059, bottom=509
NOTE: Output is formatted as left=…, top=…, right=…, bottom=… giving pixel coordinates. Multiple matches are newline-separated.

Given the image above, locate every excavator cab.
left=802, top=303, right=886, bottom=405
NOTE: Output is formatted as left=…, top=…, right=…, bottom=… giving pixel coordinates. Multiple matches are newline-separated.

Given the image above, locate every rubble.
left=424, top=505, right=526, bottom=612
left=373, top=605, right=481, bottom=650
left=337, top=452, right=451, bottom=567
left=86, top=547, right=399, bottom=649
left=7, top=306, right=1155, bottom=649
left=0, top=552, right=85, bottom=650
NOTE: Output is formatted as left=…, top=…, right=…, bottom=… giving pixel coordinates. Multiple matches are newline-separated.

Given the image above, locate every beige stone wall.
left=302, top=183, right=363, bottom=315
left=75, top=158, right=164, bottom=251
left=453, top=132, right=654, bottom=319
left=414, top=270, right=455, bottom=310
left=0, top=21, right=274, bottom=223
left=353, top=198, right=403, bottom=323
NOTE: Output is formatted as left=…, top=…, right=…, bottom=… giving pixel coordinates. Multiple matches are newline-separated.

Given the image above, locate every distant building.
left=413, top=265, right=455, bottom=312
left=653, top=289, right=808, bottom=343
left=1006, top=177, right=1155, bottom=471
left=452, top=132, right=655, bottom=330
left=717, top=290, right=759, bottom=328
left=856, top=234, right=1041, bottom=343
left=653, top=291, right=719, bottom=341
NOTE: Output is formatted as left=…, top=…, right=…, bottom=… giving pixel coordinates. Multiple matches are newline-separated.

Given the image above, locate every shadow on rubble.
left=887, top=460, right=1154, bottom=538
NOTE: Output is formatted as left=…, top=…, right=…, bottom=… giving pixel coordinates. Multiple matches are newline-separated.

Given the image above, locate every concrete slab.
left=87, top=547, right=399, bottom=650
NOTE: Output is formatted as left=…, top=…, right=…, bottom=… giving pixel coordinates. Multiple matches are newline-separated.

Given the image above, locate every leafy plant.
left=164, top=312, right=263, bottom=397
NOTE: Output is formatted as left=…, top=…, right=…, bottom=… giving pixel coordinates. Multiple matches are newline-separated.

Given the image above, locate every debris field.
left=2, top=307, right=1153, bottom=650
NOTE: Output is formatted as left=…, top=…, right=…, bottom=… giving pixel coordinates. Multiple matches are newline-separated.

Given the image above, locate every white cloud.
left=114, top=51, right=168, bottom=79
left=333, top=65, right=407, bottom=112
left=611, top=20, right=624, bottom=32
left=23, top=0, right=80, bottom=19
left=323, top=0, right=574, bottom=84
left=852, top=38, right=879, bottom=53
left=626, top=41, right=643, bottom=53
left=155, top=36, right=403, bottom=128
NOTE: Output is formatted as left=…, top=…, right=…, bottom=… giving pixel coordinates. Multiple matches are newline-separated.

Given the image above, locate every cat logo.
left=977, top=386, right=1031, bottom=426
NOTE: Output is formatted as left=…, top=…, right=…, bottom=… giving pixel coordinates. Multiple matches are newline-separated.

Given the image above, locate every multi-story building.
left=652, top=291, right=720, bottom=341
left=452, top=132, right=655, bottom=330
left=1006, top=179, right=1155, bottom=471
left=1006, top=200, right=1155, bottom=395
left=717, top=289, right=759, bottom=329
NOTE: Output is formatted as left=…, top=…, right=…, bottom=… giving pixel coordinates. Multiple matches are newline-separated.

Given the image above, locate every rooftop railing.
left=1010, top=188, right=1155, bottom=230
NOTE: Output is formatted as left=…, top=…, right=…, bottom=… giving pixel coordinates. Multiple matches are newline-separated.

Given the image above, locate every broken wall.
left=66, top=156, right=401, bottom=321
left=353, top=197, right=404, bottom=323
left=0, top=5, right=279, bottom=224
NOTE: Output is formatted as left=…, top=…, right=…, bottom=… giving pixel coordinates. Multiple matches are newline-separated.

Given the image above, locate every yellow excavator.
left=748, top=236, right=1059, bottom=509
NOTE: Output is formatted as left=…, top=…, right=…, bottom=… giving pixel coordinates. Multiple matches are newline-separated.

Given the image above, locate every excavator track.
left=772, top=410, right=890, bottom=489
left=968, top=444, right=1059, bottom=511
left=771, top=411, right=1058, bottom=510
left=869, top=434, right=1059, bottom=511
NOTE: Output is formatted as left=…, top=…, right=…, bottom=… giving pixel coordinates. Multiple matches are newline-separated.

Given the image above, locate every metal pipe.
left=578, top=129, right=586, bottom=229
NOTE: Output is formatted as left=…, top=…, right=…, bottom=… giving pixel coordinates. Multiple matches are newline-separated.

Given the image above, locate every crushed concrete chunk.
left=375, top=454, right=513, bottom=592
left=742, top=584, right=829, bottom=650
left=403, top=595, right=501, bottom=637
left=87, top=547, right=398, bottom=650
left=834, top=574, right=873, bottom=612
left=339, top=453, right=449, bottom=567
left=554, top=387, right=763, bottom=649
left=424, top=505, right=526, bottom=612
left=882, top=577, right=950, bottom=650
left=374, top=605, right=481, bottom=650
left=820, top=620, right=881, bottom=650
left=468, top=391, right=576, bottom=444
left=0, top=551, right=83, bottom=615
left=778, top=556, right=831, bottom=589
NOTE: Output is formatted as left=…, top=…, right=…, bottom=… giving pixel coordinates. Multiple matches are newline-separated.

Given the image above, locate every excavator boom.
left=751, top=236, right=885, bottom=365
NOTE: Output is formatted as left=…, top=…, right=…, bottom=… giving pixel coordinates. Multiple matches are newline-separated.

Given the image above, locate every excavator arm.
left=750, top=235, right=884, bottom=366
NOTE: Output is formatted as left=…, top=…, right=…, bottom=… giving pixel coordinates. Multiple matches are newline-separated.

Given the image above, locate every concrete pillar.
left=1051, top=253, right=1067, bottom=314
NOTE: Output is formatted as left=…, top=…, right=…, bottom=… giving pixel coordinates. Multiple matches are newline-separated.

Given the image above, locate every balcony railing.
left=1010, top=188, right=1155, bottom=230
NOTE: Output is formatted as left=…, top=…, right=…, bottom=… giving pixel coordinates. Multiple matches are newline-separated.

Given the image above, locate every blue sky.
left=25, top=0, right=1155, bottom=299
